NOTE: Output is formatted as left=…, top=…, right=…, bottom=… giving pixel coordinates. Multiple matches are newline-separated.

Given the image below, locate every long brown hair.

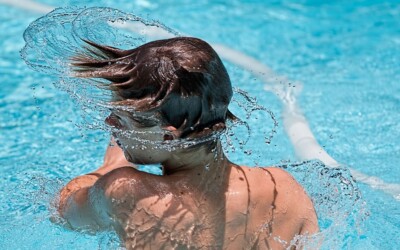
left=72, top=37, right=235, bottom=138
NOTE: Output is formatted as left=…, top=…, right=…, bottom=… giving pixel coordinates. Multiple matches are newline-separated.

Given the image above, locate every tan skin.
left=58, top=114, right=319, bottom=249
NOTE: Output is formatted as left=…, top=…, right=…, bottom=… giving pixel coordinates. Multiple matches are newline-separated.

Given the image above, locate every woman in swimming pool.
left=58, top=37, right=318, bottom=249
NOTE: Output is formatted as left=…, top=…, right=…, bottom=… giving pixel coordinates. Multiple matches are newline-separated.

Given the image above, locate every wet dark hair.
left=72, top=37, right=235, bottom=138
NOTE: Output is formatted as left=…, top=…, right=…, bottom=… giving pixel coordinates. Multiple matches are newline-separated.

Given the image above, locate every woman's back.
left=94, top=164, right=318, bottom=249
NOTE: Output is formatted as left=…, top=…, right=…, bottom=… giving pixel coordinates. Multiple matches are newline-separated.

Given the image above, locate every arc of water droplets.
left=5, top=0, right=399, bottom=200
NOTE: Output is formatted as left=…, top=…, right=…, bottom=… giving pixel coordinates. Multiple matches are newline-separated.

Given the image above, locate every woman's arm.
left=57, top=137, right=135, bottom=231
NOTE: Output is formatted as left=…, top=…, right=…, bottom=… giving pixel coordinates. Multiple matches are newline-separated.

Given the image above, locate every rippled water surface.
left=0, top=0, right=399, bottom=249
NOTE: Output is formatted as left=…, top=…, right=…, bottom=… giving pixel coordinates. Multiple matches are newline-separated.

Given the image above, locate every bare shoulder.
left=261, top=167, right=305, bottom=196
left=93, top=167, right=143, bottom=204
left=236, top=166, right=318, bottom=235
left=250, top=167, right=307, bottom=197
left=262, top=167, right=319, bottom=235
left=93, top=167, right=168, bottom=208
left=235, top=166, right=302, bottom=195
left=231, top=166, right=311, bottom=209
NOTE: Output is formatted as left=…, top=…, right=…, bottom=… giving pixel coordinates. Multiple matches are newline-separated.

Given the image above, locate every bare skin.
left=58, top=135, right=318, bottom=249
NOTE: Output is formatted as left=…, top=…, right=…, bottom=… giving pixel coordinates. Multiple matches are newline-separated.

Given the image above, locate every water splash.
left=0, top=171, right=122, bottom=249
left=222, top=87, right=279, bottom=164
left=21, top=6, right=279, bottom=157
left=281, top=161, right=368, bottom=249
left=21, top=7, right=180, bottom=134
left=21, top=7, right=179, bottom=75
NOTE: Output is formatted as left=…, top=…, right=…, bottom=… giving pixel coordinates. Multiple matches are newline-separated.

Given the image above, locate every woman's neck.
left=161, top=140, right=232, bottom=190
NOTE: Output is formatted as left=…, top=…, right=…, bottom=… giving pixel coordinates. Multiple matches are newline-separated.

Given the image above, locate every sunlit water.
left=0, top=1, right=399, bottom=249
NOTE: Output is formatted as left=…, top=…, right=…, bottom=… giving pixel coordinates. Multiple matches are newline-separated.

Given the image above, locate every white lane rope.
left=2, top=0, right=399, bottom=200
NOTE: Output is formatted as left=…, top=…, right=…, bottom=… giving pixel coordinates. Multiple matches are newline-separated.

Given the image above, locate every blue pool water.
left=0, top=0, right=399, bottom=249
